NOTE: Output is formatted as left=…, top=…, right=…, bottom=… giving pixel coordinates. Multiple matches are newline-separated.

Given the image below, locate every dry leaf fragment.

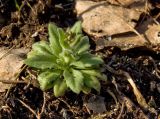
left=0, top=47, right=28, bottom=92
left=75, top=0, right=142, bottom=37
left=96, top=25, right=160, bottom=51
left=145, top=25, right=160, bottom=45
left=108, top=0, right=146, bottom=8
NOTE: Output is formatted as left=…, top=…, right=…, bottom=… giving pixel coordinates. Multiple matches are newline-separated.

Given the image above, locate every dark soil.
left=0, top=0, right=160, bottom=119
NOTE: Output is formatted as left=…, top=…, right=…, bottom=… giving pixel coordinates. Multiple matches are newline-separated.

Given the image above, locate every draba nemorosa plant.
left=24, top=21, right=106, bottom=97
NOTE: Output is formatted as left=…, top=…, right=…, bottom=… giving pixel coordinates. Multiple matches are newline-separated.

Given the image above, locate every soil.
left=0, top=0, right=160, bottom=119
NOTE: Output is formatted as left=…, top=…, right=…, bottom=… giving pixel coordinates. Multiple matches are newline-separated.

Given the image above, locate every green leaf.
left=73, top=36, right=90, bottom=54
left=70, top=34, right=83, bottom=47
left=24, top=53, right=57, bottom=69
left=58, top=28, right=70, bottom=50
left=32, top=41, right=54, bottom=55
left=27, top=50, right=38, bottom=58
left=82, top=85, right=91, bottom=94
left=54, top=79, right=67, bottom=97
left=38, top=70, right=61, bottom=90
left=48, top=23, right=62, bottom=56
left=64, top=69, right=84, bottom=94
left=71, top=53, right=103, bottom=69
left=83, top=74, right=101, bottom=92
left=27, top=41, right=54, bottom=58
left=24, top=21, right=104, bottom=97
left=70, top=21, right=82, bottom=35
left=81, top=69, right=106, bottom=80
left=59, top=50, right=73, bottom=64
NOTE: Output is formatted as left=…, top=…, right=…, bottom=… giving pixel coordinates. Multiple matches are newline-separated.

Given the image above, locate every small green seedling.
left=25, top=21, right=105, bottom=97
left=14, top=0, right=20, bottom=11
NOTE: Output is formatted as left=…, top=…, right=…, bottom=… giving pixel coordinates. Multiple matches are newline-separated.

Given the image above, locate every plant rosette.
left=24, top=21, right=106, bottom=97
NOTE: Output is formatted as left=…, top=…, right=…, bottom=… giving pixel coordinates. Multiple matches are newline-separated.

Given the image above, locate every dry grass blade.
left=122, top=71, right=157, bottom=114
left=116, top=101, right=124, bottom=119
left=107, top=88, right=118, bottom=105
left=17, top=93, right=47, bottom=119
left=122, top=71, right=148, bottom=109
left=0, top=79, right=27, bottom=84
left=112, top=79, right=149, bottom=119
left=37, top=92, right=46, bottom=118
left=0, top=46, right=14, bottom=60
left=17, top=98, right=38, bottom=118
left=105, top=64, right=157, bottom=115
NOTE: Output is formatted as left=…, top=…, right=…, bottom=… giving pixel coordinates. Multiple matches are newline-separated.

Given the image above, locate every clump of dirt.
left=0, top=0, right=76, bottom=48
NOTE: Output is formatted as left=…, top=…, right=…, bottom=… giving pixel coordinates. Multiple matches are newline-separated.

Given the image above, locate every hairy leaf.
left=59, top=50, right=74, bottom=64
left=73, top=36, right=90, bottom=54
left=54, top=79, right=67, bottom=97
left=71, top=53, right=103, bottom=69
left=81, top=69, right=106, bottom=80
left=38, top=70, right=61, bottom=90
left=82, top=85, right=91, bottom=94
left=24, top=53, right=57, bottom=69
left=32, top=41, right=53, bottom=55
left=27, top=50, right=38, bottom=58
left=70, top=34, right=83, bottom=47
left=64, top=69, right=83, bottom=94
left=70, top=21, right=82, bottom=35
left=48, top=23, right=62, bottom=56
left=83, top=74, right=101, bottom=92
left=58, top=28, right=70, bottom=50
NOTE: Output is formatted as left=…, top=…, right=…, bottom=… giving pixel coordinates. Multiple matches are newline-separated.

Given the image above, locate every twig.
left=0, top=79, right=27, bottom=84
left=155, top=12, right=160, bottom=20
left=83, top=103, right=91, bottom=114
left=17, top=98, right=38, bottom=118
left=0, top=46, right=15, bottom=61
left=122, top=71, right=148, bottom=109
left=58, top=98, right=71, bottom=109
left=24, top=0, right=36, bottom=15
left=37, top=92, right=46, bottom=118
left=112, top=78, right=136, bottom=112
left=17, top=92, right=47, bottom=119
left=104, top=65, right=157, bottom=114
left=104, top=64, right=121, bottom=75
left=116, top=101, right=124, bottom=119
left=58, top=98, right=75, bottom=114
left=107, top=88, right=118, bottom=105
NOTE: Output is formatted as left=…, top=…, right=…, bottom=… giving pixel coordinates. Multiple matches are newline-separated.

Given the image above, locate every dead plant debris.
left=0, top=0, right=160, bottom=119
